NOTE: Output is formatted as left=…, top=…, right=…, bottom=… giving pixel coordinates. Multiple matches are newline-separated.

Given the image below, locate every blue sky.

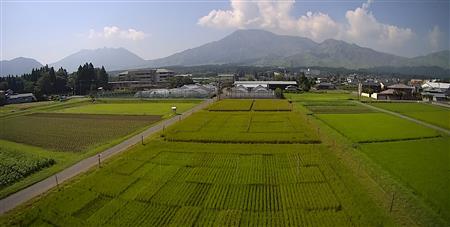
left=1, top=0, right=449, bottom=64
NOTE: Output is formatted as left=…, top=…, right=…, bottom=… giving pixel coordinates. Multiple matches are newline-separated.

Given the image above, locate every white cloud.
left=344, top=2, right=413, bottom=52
left=198, top=0, right=417, bottom=54
left=428, top=25, right=443, bottom=52
left=88, top=26, right=147, bottom=41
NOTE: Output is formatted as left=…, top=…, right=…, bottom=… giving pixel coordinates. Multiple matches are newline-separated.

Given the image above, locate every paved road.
left=0, top=99, right=214, bottom=215
left=357, top=101, right=450, bottom=135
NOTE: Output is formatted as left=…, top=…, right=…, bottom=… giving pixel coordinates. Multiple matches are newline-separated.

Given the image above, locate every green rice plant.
left=168, top=206, right=202, bottom=226
left=138, top=204, right=179, bottom=226
left=79, top=171, right=137, bottom=197
left=105, top=200, right=148, bottom=226
left=87, top=199, right=128, bottom=226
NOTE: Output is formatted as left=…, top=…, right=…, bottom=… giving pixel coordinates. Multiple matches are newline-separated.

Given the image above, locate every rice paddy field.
left=285, top=92, right=449, bottom=224
left=0, top=98, right=395, bottom=226
left=0, top=113, right=161, bottom=152
left=0, top=138, right=391, bottom=226
left=208, top=99, right=292, bottom=111
left=317, top=113, right=441, bottom=142
left=0, top=99, right=200, bottom=199
left=360, top=138, right=450, bottom=220
left=1, top=95, right=449, bottom=226
left=54, top=99, right=201, bottom=117
left=370, top=102, right=450, bottom=130
left=164, top=111, right=319, bottom=143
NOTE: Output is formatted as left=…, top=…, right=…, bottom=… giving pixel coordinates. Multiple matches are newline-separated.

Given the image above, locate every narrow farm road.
left=357, top=101, right=450, bottom=135
left=0, top=98, right=214, bottom=215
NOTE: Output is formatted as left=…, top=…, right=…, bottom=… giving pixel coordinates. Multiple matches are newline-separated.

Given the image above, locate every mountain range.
left=0, top=57, right=43, bottom=76
left=1, top=29, right=449, bottom=76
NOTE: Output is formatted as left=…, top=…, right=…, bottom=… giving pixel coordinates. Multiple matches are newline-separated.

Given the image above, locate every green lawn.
left=370, top=102, right=450, bottom=130
left=317, top=113, right=441, bottom=142
left=360, top=138, right=450, bottom=222
left=55, top=101, right=200, bottom=117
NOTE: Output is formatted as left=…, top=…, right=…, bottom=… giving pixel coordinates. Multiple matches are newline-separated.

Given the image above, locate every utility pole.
left=389, top=192, right=396, bottom=213
left=55, top=175, right=59, bottom=189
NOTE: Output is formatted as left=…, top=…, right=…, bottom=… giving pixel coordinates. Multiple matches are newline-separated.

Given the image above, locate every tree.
left=96, top=66, right=109, bottom=89
left=298, top=73, right=311, bottom=91
left=274, top=87, right=283, bottom=98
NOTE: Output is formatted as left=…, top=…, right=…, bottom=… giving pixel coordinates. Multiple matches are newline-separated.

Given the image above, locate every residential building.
left=6, top=93, right=37, bottom=104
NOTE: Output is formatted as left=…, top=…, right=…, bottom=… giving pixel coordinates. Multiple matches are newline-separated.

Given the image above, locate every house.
left=315, top=82, right=336, bottom=90
left=6, top=93, right=37, bottom=104
left=377, top=83, right=415, bottom=100
left=252, top=85, right=270, bottom=93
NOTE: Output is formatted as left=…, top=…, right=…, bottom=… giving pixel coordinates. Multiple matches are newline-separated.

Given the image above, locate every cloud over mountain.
left=198, top=0, right=418, bottom=56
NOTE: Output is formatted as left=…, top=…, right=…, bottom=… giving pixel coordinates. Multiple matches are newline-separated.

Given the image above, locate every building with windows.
left=110, top=68, right=175, bottom=90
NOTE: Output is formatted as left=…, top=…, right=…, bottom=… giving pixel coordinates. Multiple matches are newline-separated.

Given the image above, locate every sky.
left=1, top=0, right=449, bottom=64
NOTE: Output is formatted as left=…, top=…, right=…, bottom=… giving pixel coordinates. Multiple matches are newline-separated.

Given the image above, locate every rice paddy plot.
left=370, top=102, right=450, bottom=130
left=0, top=113, right=162, bottom=152
left=360, top=137, right=450, bottom=222
left=306, top=104, right=375, bottom=114
left=317, top=112, right=441, bottom=142
left=285, top=92, right=355, bottom=102
left=252, top=99, right=292, bottom=111
left=165, top=111, right=320, bottom=143
left=54, top=100, right=200, bottom=117
left=208, top=99, right=254, bottom=111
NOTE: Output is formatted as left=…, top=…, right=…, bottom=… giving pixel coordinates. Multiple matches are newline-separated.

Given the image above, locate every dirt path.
left=357, top=101, right=450, bottom=135
left=0, top=99, right=214, bottom=215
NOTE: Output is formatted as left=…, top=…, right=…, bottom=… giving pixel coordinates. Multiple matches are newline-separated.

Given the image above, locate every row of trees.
left=0, top=63, right=109, bottom=100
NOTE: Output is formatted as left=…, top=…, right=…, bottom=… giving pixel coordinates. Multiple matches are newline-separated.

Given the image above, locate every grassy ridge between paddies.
left=164, top=111, right=320, bottom=143
left=208, top=99, right=254, bottom=111
left=0, top=139, right=394, bottom=226
left=316, top=112, right=441, bottom=142
left=54, top=99, right=202, bottom=117
left=370, top=102, right=450, bottom=130
left=360, top=137, right=450, bottom=223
